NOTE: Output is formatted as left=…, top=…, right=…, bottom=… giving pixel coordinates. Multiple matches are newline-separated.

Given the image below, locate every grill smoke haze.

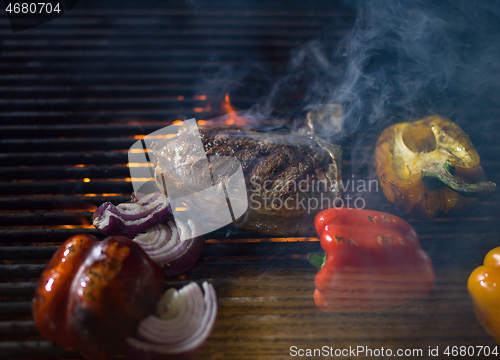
left=203, top=0, right=500, bottom=142
left=329, top=0, right=500, bottom=138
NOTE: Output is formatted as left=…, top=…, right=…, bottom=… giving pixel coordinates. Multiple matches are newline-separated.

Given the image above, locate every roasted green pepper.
left=310, top=208, right=435, bottom=312
left=375, top=116, right=495, bottom=219
left=468, top=246, right=500, bottom=343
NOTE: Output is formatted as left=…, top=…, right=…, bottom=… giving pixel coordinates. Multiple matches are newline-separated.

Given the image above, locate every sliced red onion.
left=92, top=192, right=171, bottom=237
left=125, top=282, right=217, bottom=359
left=133, top=220, right=205, bottom=277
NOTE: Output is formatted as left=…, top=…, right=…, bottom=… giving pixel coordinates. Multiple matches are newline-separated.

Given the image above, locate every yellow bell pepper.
left=374, top=116, right=495, bottom=219
left=468, top=247, right=500, bottom=343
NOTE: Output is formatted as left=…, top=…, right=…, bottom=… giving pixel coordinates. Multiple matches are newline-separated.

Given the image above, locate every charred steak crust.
left=152, top=125, right=341, bottom=235
left=199, top=126, right=341, bottom=214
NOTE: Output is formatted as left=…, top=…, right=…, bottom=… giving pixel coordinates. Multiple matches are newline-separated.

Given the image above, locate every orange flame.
left=206, top=237, right=318, bottom=244
left=59, top=224, right=95, bottom=229
left=194, top=105, right=211, bottom=113
left=84, top=193, right=123, bottom=197
left=221, top=93, right=252, bottom=126
left=7, top=225, right=95, bottom=230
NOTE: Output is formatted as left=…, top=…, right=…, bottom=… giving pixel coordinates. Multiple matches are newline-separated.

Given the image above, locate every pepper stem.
left=422, top=160, right=496, bottom=197
left=307, top=252, right=327, bottom=270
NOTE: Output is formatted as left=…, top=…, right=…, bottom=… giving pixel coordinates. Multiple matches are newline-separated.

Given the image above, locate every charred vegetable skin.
left=468, top=247, right=500, bottom=343
left=32, top=234, right=98, bottom=350
left=311, top=208, right=435, bottom=312
left=375, top=116, right=495, bottom=219
left=32, top=235, right=164, bottom=360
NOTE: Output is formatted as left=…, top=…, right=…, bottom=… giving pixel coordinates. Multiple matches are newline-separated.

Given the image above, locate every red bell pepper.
left=32, top=234, right=98, bottom=350
left=310, top=208, right=435, bottom=312
left=32, top=235, right=165, bottom=360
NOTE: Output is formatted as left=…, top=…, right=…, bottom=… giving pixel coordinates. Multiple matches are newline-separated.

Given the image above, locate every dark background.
left=1, top=0, right=499, bottom=359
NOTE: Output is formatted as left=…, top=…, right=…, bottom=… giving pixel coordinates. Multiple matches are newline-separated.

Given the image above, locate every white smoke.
left=329, top=0, right=500, bottom=138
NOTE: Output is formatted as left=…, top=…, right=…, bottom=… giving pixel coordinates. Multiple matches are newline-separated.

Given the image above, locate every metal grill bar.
left=0, top=167, right=129, bottom=181
left=0, top=153, right=128, bottom=166
left=0, top=265, right=46, bottom=278
left=0, top=181, right=132, bottom=195
left=0, top=321, right=39, bottom=337
left=0, top=342, right=76, bottom=358
left=0, top=196, right=130, bottom=210
left=0, top=283, right=37, bottom=297
left=0, top=303, right=33, bottom=317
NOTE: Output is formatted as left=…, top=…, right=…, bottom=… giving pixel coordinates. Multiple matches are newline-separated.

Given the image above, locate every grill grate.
left=1, top=0, right=500, bottom=359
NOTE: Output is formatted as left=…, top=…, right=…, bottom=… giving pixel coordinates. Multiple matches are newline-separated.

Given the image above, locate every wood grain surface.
left=183, top=218, right=499, bottom=359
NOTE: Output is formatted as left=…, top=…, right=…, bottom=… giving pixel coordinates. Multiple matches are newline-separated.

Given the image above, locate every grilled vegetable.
left=133, top=221, right=205, bottom=277
left=32, top=235, right=164, bottom=360
left=374, top=116, right=495, bottom=218
left=468, top=246, right=500, bottom=343
left=32, top=234, right=98, bottom=350
left=126, top=282, right=218, bottom=359
left=92, top=192, right=172, bottom=237
left=310, top=208, right=435, bottom=312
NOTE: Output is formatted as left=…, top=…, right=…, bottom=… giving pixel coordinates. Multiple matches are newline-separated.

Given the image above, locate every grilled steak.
left=151, top=123, right=341, bottom=236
